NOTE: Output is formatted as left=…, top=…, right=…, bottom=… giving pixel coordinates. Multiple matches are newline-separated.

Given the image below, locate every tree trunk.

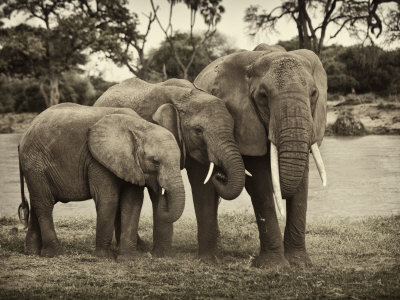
left=49, top=76, right=60, bottom=107
left=298, top=0, right=312, bottom=50
left=39, top=76, right=60, bottom=108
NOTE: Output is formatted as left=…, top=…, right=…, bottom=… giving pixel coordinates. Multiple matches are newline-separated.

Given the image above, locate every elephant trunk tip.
left=157, top=188, right=185, bottom=223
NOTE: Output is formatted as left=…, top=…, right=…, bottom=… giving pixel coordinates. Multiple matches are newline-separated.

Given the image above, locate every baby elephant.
left=18, top=103, right=185, bottom=258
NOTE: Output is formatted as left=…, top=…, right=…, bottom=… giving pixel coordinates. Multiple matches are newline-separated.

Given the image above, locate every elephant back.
left=94, top=77, right=191, bottom=122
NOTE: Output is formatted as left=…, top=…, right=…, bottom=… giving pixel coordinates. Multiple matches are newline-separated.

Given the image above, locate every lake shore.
left=1, top=215, right=399, bottom=298
left=1, top=94, right=399, bottom=135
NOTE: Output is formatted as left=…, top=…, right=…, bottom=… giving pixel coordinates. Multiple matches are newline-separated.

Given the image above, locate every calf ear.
left=88, top=114, right=145, bottom=186
left=293, top=49, right=328, bottom=146
left=152, top=104, right=186, bottom=168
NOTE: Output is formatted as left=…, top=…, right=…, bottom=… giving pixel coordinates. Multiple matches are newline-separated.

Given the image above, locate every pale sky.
left=5, top=0, right=399, bottom=82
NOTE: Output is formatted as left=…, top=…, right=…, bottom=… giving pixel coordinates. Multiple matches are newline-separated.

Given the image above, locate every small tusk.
left=245, top=169, right=253, bottom=177
left=270, top=142, right=285, bottom=219
left=273, top=192, right=285, bottom=220
left=161, top=188, right=165, bottom=195
left=203, top=162, right=214, bottom=184
left=311, top=143, right=327, bottom=187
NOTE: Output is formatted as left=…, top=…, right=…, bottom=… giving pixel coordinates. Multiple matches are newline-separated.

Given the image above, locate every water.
left=1, top=134, right=399, bottom=220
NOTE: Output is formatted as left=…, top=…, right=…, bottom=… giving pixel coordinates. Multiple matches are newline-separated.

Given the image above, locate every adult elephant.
left=94, top=78, right=246, bottom=257
left=193, top=44, right=327, bottom=268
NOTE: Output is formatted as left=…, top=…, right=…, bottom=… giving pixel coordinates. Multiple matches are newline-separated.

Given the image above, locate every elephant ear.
left=292, top=49, right=328, bottom=146
left=88, top=114, right=145, bottom=186
left=152, top=104, right=186, bottom=168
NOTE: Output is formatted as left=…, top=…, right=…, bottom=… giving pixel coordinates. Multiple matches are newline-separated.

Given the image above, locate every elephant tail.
left=17, top=145, right=29, bottom=229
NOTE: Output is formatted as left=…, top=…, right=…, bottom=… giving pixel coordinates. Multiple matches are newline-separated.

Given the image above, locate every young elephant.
left=18, top=103, right=185, bottom=258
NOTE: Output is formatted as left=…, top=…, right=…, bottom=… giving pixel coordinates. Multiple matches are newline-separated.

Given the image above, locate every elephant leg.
left=114, top=203, right=121, bottom=247
left=94, top=193, right=119, bottom=258
left=243, top=155, right=289, bottom=269
left=25, top=175, right=62, bottom=258
left=149, top=188, right=173, bottom=257
left=284, top=166, right=311, bottom=266
left=186, top=157, right=219, bottom=262
left=118, top=185, right=144, bottom=260
left=25, top=205, right=42, bottom=255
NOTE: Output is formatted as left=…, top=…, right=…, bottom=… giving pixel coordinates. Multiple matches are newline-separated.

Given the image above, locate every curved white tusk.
left=203, top=162, right=214, bottom=184
left=273, top=192, right=285, bottom=220
left=245, top=169, right=253, bottom=177
left=311, top=143, right=327, bottom=187
left=161, top=188, right=165, bottom=195
left=270, top=142, right=285, bottom=219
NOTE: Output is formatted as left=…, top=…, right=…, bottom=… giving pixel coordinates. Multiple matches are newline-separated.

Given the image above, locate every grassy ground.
left=0, top=214, right=399, bottom=299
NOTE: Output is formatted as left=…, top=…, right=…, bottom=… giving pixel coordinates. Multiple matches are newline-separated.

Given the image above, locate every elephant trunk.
left=210, top=139, right=245, bottom=200
left=157, top=174, right=185, bottom=223
left=272, top=97, right=313, bottom=197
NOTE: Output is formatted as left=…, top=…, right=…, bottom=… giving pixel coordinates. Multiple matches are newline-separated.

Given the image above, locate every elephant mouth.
left=213, top=166, right=228, bottom=184
left=203, top=163, right=228, bottom=185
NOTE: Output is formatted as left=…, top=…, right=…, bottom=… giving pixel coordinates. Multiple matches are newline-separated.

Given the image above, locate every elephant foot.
left=285, top=249, right=312, bottom=267
left=94, top=247, right=115, bottom=259
left=40, top=241, right=63, bottom=257
left=137, top=235, right=149, bottom=252
left=25, top=232, right=42, bottom=255
left=116, top=251, right=140, bottom=262
left=198, top=253, right=219, bottom=265
left=151, top=246, right=171, bottom=258
left=251, top=252, right=290, bottom=270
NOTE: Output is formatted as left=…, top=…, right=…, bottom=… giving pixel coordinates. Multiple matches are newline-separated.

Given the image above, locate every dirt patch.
left=327, top=94, right=400, bottom=135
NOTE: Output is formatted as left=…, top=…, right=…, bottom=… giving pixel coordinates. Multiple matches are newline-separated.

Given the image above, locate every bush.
left=0, top=73, right=116, bottom=113
left=332, top=110, right=367, bottom=136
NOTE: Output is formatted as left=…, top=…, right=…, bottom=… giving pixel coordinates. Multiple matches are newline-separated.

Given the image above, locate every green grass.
left=1, top=214, right=399, bottom=299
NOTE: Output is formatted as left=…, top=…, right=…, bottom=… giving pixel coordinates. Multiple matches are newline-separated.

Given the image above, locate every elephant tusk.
left=273, top=192, right=285, bottom=220
left=245, top=169, right=253, bottom=177
left=270, top=142, right=285, bottom=219
left=203, top=162, right=214, bottom=184
left=161, top=188, right=165, bottom=195
left=311, top=143, right=327, bottom=187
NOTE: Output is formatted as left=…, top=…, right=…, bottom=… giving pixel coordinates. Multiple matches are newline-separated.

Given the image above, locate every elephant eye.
left=150, top=157, right=160, bottom=168
left=310, top=88, right=318, bottom=100
left=194, top=126, right=203, bottom=135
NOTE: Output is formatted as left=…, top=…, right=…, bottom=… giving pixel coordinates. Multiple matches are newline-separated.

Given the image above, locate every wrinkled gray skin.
left=19, top=103, right=184, bottom=258
left=94, top=78, right=245, bottom=257
left=194, top=44, right=327, bottom=267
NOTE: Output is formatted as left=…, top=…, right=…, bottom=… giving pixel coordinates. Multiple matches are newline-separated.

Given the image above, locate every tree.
left=244, top=0, right=400, bottom=56
left=150, top=0, right=225, bottom=79
left=78, top=0, right=158, bottom=80
left=148, top=31, right=236, bottom=81
left=0, top=0, right=140, bottom=106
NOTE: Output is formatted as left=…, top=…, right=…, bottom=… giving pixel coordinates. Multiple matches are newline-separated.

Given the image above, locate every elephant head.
left=194, top=44, right=327, bottom=215
left=152, top=89, right=245, bottom=200
left=95, top=78, right=246, bottom=200
left=88, top=113, right=185, bottom=223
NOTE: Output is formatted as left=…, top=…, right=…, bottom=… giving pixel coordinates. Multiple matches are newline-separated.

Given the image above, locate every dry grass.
left=0, top=214, right=399, bottom=299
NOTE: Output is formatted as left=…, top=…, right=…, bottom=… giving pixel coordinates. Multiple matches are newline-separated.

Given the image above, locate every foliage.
left=0, top=0, right=134, bottom=107
left=321, top=44, right=400, bottom=95
left=0, top=74, right=115, bottom=113
left=148, top=31, right=237, bottom=81
left=244, top=0, right=400, bottom=55
left=0, top=215, right=399, bottom=298
left=150, top=0, right=225, bottom=79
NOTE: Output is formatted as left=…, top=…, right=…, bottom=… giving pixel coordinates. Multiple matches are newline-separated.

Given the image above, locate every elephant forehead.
left=269, top=57, right=306, bottom=89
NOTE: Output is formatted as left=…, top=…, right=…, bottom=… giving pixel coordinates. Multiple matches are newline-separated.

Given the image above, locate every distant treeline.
left=1, top=41, right=399, bottom=113
left=0, top=73, right=115, bottom=113
left=278, top=39, right=400, bottom=97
